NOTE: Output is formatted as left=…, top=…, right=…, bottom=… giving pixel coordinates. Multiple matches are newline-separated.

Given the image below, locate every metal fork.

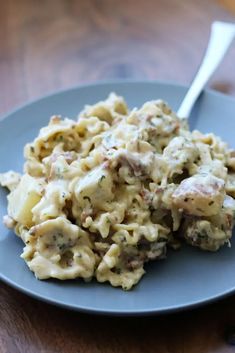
left=177, top=21, right=235, bottom=118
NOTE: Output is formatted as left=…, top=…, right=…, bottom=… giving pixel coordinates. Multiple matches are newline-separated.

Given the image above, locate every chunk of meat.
left=226, top=173, right=235, bottom=198
left=182, top=196, right=235, bottom=251
left=114, top=150, right=154, bottom=178
left=172, top=173, right=225, bottom=216
left=182, top=218, right=230, bottom=251
left=163, top=136, right=198, bottom=175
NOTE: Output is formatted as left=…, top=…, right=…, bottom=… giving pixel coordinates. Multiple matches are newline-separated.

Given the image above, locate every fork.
left=177, top=21, right=235, bottom=118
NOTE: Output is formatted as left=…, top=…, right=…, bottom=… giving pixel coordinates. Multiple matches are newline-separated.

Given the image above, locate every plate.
left=1, top=80, right=235, bottom=316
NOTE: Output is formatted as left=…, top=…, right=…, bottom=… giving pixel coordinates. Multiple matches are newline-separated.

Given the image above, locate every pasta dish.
left=1, top=93, right=235, bottom=290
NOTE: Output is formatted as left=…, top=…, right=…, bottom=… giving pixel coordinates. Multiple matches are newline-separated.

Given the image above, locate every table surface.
left=1, top=0, right=235, bottom=352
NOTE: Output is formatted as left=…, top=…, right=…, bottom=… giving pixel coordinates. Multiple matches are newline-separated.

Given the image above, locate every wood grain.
left=1, top=281, right=235, bottom=353
left=219, top=0, right=235, bottom=14
left=0, top=0, right=235, bottom=352
left=0, top=0, right=235, bottom=116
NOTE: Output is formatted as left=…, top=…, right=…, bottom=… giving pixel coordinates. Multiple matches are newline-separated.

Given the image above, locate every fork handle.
left=177, top=21, right=235, bottom=118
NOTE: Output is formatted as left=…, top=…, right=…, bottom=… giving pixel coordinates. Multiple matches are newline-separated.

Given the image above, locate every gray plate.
left=1, top=80, right=235, bottom=316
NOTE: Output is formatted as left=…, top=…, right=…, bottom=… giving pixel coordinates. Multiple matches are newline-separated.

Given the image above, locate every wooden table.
left=1, top=1, right=235, bottom=352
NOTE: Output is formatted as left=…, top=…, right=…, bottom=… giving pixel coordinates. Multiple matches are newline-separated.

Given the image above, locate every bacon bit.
left=146, top=114, right=154, bottom=121
left=40, top=189, right=46, bottom=197
left=230, top=150, right=235, bottom=158
left=139, top=190, right=146, bottom=198
left=173, top=121, right=180, bottom=133
left=51, top=115, right=61, bottom=124
left=103, top=160, right=111, bottom=169
left=119, top=155, right=144, bottom=176
left=81, top=210, right=93, bottom=223
left=226, top=214, right=233, bottom=228
left=127, top=259, right=141, bottom=270
left=51, top=152, right=75, bottom=165
left=155, top=187, right=164, bottom=194
left=29, top=228, right=36, bottom=236
left=64, top=152, right=75, bottom=164
left=139, top=189, right=152, bottom=204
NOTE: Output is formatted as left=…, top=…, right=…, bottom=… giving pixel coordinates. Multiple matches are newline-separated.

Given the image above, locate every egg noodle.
left=1, top=93, right=235, bottom=290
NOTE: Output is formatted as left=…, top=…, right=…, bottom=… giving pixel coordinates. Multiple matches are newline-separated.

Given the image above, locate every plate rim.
left=1, top=79, right=235, bottom=316
left=1, top=270, right=235, bottom=316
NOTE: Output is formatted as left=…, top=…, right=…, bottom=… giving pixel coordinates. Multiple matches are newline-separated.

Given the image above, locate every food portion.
left=1, top=93, right=235, bottom=290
